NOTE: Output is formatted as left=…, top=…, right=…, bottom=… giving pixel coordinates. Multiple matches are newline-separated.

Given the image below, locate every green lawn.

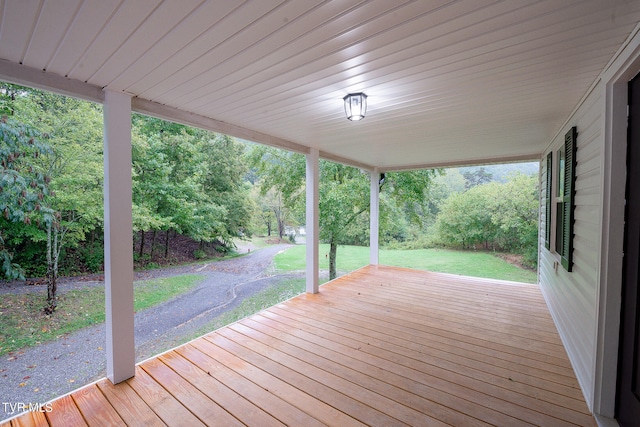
left=275, top=244, right=537, bottom=283
left=0, top=274, right=203, bottom=356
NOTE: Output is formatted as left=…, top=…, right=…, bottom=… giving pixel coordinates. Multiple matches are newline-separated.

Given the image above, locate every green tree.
left=434, top=173, right=539, bottom=266
left=0, top=117, right=53, bottom=280
left=434, top=187, right=497, bottom=249
left=462, top=166, right=493, bottom=189
left=249, top=146, right=437, bottom=279
left=12, top=88, right=105, bottom=312
left=132, top=116, right=253, bottom=258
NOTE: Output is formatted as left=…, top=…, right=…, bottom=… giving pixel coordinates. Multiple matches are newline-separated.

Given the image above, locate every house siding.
left=539, top=85, right=603, bottom=409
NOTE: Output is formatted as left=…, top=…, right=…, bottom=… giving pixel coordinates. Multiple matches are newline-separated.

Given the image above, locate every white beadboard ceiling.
left=1, top=0, right=639, bottom=171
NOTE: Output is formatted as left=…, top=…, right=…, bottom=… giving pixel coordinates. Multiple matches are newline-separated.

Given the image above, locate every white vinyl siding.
left=539, top=85, right=603, bottom=408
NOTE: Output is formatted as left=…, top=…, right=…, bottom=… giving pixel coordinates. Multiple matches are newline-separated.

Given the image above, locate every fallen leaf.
left=68, top=379, right=75, bottom=383
left=23, top=376, right=30, bottom=380
left=97, top=347, right=103, bottom=351
left=33, top=388, right=39, bottom=392
left=19, top=382, right=26, bottom=387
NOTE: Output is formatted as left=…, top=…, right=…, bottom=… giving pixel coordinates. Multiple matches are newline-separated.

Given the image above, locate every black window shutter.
left=544, top=151, right=552, bottom=250
left=561, top=127, right=577, bottom=271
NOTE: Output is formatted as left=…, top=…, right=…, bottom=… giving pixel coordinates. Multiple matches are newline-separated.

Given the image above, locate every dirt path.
left=0, top=244, right=296, bottom=421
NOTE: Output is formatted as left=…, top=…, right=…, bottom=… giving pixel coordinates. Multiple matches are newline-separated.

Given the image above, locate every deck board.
left=4, top=265, right=597, bottom=426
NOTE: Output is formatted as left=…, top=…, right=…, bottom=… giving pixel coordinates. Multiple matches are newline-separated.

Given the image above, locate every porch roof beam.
left=0, top=60, right=376, bottom=171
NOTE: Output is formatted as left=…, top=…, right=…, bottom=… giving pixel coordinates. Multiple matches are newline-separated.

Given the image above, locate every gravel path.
left=0, top=243, right=298, bottom=421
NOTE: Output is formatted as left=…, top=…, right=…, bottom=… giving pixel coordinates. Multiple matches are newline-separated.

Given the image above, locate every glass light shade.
left=343, top=92, right=367, bottom=121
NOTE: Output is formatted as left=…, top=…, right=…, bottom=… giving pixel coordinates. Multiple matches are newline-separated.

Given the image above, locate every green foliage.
left=461, top=166, right=493, bottom=189
left=434, top=173, right=539, bottom=266
left=132, top=116, right=252, bottom=250
left=0, top=116, right=53, bottom=279
left=248, top=146, right=438, bottom=279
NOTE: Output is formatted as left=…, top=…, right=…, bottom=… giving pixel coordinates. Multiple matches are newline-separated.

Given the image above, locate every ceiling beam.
left=132, top=98, right=311, bottom=156
left=379, top=153, right=541, bottom=173
left=0, top=60, right=105, bottom=103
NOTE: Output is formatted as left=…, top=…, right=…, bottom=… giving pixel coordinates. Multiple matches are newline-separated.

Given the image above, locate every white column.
left=306, top=148, right=320, bottom=294
left=103, top=90, right=135, bottom=384
left=370, top=169, right=380, bottom=265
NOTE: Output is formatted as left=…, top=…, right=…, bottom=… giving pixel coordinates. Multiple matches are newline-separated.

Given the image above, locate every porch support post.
left=370, top=168, right=380, bottom=265
left=103, top=90, right=135, bottom=384
left=306, top=148, right=319, bottom=294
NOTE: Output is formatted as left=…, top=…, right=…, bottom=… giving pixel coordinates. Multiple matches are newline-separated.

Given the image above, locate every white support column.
left=306, top=148, right=320, bottom=294
left=103, top=90, right=135, bottom=384
left=370, top=169, right=380, bottom=265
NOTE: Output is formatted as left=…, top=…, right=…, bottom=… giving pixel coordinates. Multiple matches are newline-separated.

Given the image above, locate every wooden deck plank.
left=204, top=331, right=414, bottom=427
left=234, top=312, right=587, bottom=426
left=71, top=385, right=125, bottom=426
left=5, top=266, right=597, bottom=427
left=156, top=352, right=283, bottom=427
left=269, top=290, right=578, bottom=388
left=295, top=287, right=574, bottom=368
left=126, top=365, right=206, bottom=427
left=233, top=317, right=505, bottom=427
left=140, top=357, right=245, bottom=426
left=227, top=321, right=474, bottom=427
left=254, top=307, right=588, bottom=412
left=274, top=298, right=581, bottom=391
left=7, top=411, right=48, bottom=427
left=44, top=395, right=87, bottom=426
left=279, top=295, right=578, bottom=380
left=172, top=345, right=327, bottom=427
left=316, top=279, right=567, bottom=356
left=338, top=277, right=560, bottom=335
left=96, top=378, right=166, bottom=426
left=188, top=337, right=366, bottom=427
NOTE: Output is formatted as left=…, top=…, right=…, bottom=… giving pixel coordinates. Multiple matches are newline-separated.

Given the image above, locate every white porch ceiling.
left=1, top=0, right=639, bottom=171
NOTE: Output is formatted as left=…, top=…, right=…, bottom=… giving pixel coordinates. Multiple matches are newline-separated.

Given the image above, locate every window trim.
left=555, top=126, right=577, bottom=272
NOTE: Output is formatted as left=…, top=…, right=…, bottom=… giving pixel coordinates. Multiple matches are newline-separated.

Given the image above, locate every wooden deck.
left=2, top=265, right=595, bottom=426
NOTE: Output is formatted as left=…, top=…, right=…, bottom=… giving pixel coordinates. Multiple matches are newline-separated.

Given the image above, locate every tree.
left=10, top=88, right=105, bottom=312
left=0, top=117, right=53, bottom=280
left=461, top=166, right=493, bottom=189
left=132, top=115, right=253, bottom=258
left=318, top=161, right=370, bottom=279
left=249, top=146, right=437, bottom=280
left=434, top=188, right=497, bottom=249
left=433, top=173, right=539, bottom=266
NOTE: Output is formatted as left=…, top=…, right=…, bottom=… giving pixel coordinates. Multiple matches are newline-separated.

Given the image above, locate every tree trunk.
left=165, top=229, right=170, bottom=258
left=139, top=230, right=145, bottom=258
left=329, top=239, right=338, bottom=281
left=150, top=230, right=157, bottom=258
left=45, top=223, right=57, bottom=314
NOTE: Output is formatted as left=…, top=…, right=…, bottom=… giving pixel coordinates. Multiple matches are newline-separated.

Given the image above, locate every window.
left=544, top=151, right=552, bottom=250
left=555, top=127, right=577, bottom=271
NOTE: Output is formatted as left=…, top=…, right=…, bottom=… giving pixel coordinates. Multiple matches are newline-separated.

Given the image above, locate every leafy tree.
left=132, top=115, right=252, bottom=258
left=434, top=186, right=497, bottom=249
left=249, top=146, right=437, bottom=279
left=11, top=88, right=105, bottom=312
left=434, top=173, right=539, bottom=266
left=489, top=173, right=539, bottom=265
left=0, top=117, right=53, bottom=280
left=461, top=166, right=493, bottom=189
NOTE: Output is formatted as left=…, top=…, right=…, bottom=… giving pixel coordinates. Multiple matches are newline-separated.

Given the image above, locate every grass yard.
left=0, top=274, right=202, bottom=356
left=275, top=244, right=537, bottom=284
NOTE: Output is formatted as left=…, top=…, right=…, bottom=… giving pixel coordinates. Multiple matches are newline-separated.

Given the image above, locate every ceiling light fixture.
left=343, top=92, right=367, bottom=121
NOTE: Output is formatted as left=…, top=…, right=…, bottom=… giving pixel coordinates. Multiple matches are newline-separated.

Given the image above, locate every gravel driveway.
left=0, top=243, right=298, bottom=421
